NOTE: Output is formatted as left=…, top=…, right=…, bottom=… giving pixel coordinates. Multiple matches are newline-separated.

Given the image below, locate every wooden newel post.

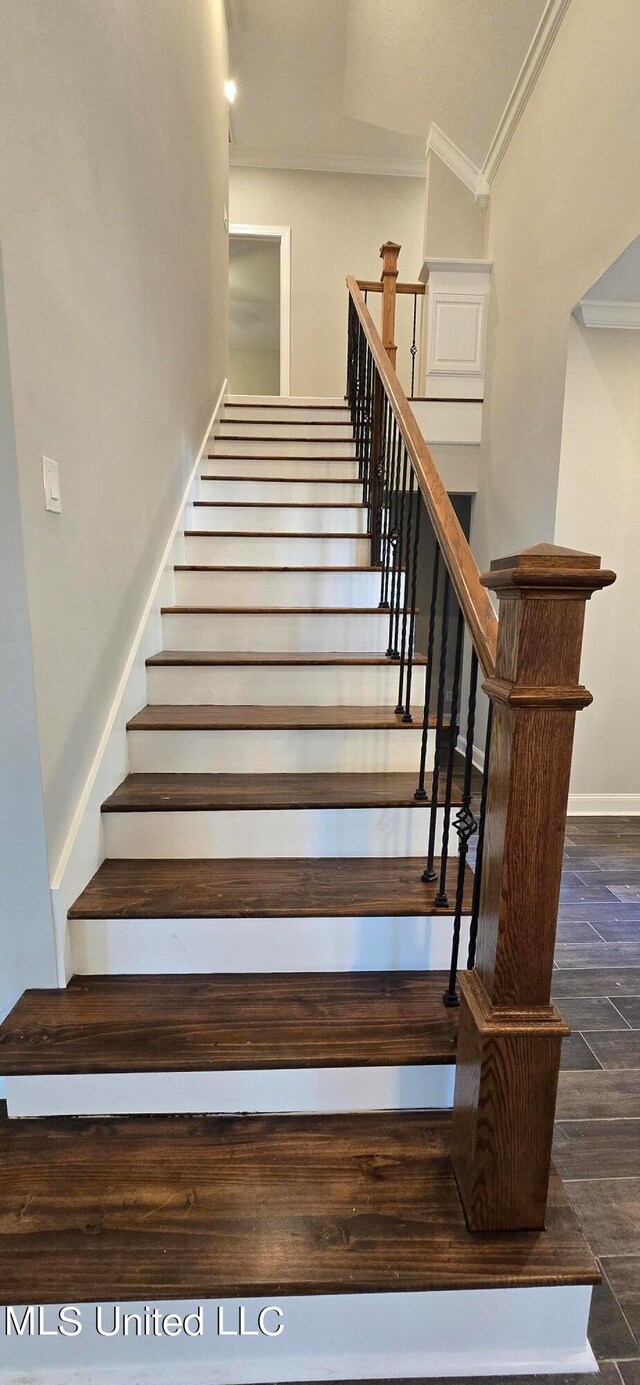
left=451, top=544, right=615, bottom=1232
left=379, top=241, right=401, bottom=368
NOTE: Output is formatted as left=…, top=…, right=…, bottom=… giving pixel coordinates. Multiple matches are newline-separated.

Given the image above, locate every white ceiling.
left=228, top=0, right=549, bottom=176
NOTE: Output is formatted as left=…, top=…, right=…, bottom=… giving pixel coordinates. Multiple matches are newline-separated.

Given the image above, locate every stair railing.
left=346, top=256, right=615, bottom=1233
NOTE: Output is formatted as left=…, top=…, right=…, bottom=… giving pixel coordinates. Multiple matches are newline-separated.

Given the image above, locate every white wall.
left=556, top=322, right=640, bottom=811
left=0, top=0, right=229, bottom=872
left=229, top=166, right=425, bottom=396
left=0, top=247, right=57, bottom=1019
left=423, top=150, right=486, bottom=260
left=473, top=0, right=640, bottom=575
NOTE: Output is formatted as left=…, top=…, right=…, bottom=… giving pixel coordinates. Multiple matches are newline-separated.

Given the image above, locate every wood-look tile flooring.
left=550, top=815, right=640, bottom=1383
left=283, top=814, right=640, bottom=1385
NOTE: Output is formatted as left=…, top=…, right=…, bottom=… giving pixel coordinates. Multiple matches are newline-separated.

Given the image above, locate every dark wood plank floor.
left=0, top=1109, right=596, bottom=1305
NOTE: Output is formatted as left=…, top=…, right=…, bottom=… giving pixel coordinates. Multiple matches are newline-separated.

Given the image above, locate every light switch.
left=43, top=456, right=61, bottom=513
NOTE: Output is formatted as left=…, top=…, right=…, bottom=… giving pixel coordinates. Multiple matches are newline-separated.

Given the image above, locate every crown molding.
left=426, top=125, right=490, bottom=207
left=482, top=0, right=572, bottom=184
left=574, top=298, right=640, bottom=330
left=229, top=149, right=426, bottom=179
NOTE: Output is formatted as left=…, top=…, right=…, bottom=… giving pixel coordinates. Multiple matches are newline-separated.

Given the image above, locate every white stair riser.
left=211, top=439, right=356, bottom=458
left=188, top=503, right=367, bottom=534
left=127, top=726, right=424, bottom=774
left=162, top=610, right=398, bottom=652
left=5, top=1066, right=455, bottom=1119
left=184, top=534, right=370, bottom=566
left=70, top=912, right=468, bottom=975
left=174, top=567, right=393, bottom=608
left=224, top=404, right=351, bottom=423
left=203, top=456, right=360, bottom=479
left=219, top=421, right=353, bottom=441
left=102, top=801, right=447, bottom=859
left=198, top=478, right=363, bottom=503
left=0, top=1285, right=595, bottom=1381
left=147, top=660, right=421, bottom=706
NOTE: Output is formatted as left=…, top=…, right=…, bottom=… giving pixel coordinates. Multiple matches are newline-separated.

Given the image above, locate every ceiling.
left=228, top=0, right=549, bottom=177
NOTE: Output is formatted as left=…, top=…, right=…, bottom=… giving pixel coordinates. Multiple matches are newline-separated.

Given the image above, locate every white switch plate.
left=42, top=456, right=61, bottom=513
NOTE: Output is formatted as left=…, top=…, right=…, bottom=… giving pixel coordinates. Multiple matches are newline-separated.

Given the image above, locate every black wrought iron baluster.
left=395, top=468, right=417, bottom=715
left=381, top=417, right=401, bottom=617
left=354, top=321, right=365, bottom=477
left=388, top=443, right=409, bottom=660
left=410, top=293, right=418, bottom=398
left=434, top=603, right=464, bottom=906
left=423, top=570, right=450, bottom=882
left=466, top=700, right=493, bottom=970
left=415, top=545, right=440, bottom=800
left=362, top=344, right=373, bottom=514
left=400, top=485, right=422, bottom=722
left=443, top=649, right=479, bottom=1007
left=377, top=395, right=392, bottom=605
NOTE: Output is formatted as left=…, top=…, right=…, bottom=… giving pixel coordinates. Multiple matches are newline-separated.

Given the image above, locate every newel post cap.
left=481, top=543, right=616, bottom=597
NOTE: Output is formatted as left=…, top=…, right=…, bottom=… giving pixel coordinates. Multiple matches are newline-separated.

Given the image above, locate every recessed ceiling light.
left=224, top=79, right=237, bottom=104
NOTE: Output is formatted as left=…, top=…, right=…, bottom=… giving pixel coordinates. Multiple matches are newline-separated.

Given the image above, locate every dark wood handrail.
left=347, top=274, right=497, bottom=678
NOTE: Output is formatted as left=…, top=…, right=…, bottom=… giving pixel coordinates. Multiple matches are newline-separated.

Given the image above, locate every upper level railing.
left=356, top=241, right=425, bottom=396
left=346, top=243, right=615, bottom=1234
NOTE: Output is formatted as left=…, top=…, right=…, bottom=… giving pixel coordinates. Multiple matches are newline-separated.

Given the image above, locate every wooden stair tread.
left=194, top=500, right=366, bottom=509
left=68, top=856, right=471, bottom=920
left=127, top=704, right=428, bottom=731
left=186, top=529, right=369, bottom=538
left=201, top=474, right=361, bottom=484
left=174, top=565, right=390, bottom=572
left=217, top=432, right=351, bottom=437
left=147, top=649, right=426, bottom=666
left=207, top=465, right=357, bottom=470
left=102, top=771, right=453, bottom=812
left=221, top=419, right=353, bottom=427
left=0, top=1108, right=598, bottom=1302
left=0, top=971, right=457, bottom=1074
left=161, top=605, right=417, bottom=615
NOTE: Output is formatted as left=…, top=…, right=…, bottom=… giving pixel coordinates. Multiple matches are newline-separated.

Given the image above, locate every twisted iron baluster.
left=423, top=570, right=450, bottom=882
left=467, top=700, right=493, bottom=969
left=410, top=293, right=418, bottom=398
left=381, top=415, right=401, bottom=615
left=415, top=545, right=440, bottom=800
left=434, top=604, right=465, bottom=906
left=443, top=649, right=479, bottom=1007
left=386, top=432, right=406, bottom=652
left=395, top=469, right=416, bottom=715
left=401, top=488, right=422, bottom=722
left=376, top=392, right=391, bottom=594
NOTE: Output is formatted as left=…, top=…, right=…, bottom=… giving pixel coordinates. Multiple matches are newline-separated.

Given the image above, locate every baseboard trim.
left=566, top=794, right=640, bottom=816
left=48, top=380, right=228, bottom=982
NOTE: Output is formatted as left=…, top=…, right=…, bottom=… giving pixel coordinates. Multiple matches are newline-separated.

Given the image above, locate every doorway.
left=228, top=224, right=291, bottom=396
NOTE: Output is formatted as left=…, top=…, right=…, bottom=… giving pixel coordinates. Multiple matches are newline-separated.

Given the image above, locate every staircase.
left=0, top=257, right=614, bottom=1378
left=0, top=394, right=467, bottom=1119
